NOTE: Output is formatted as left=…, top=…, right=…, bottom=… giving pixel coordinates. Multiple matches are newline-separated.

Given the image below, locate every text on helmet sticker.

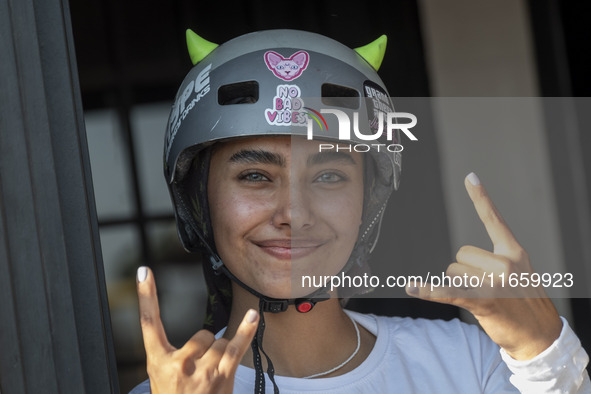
left=364, top=80, right=402, bottom=167
left=165, top=64, right=212, bottom=161
left=265, top=84, right=308, bottom=126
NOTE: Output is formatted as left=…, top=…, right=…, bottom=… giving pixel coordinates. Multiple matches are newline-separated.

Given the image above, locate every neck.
left=223, top=284, right=375, bottom=378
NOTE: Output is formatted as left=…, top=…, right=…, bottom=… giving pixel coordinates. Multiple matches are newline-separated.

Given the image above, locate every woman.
left=131, top=29, right=589, bottom=393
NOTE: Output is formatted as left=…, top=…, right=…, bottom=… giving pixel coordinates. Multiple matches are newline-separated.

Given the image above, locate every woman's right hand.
left=136, top=266, right=259, bottom=394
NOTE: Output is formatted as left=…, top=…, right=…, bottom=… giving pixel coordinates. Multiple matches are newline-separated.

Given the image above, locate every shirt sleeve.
left=500, top=317, right=590, bottom=393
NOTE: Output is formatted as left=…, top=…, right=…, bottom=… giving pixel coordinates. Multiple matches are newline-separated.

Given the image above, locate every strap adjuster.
left=260, top=299, right=289, bottom=313
left=209, top=255, right=223, bottom=270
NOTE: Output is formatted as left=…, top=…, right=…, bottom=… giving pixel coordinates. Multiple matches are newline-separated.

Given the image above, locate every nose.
left=271, top=180, right=314, bottom=231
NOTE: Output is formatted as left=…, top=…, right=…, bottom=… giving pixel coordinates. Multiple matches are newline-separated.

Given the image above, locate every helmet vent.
left=321, top=83, right=360, bottom=109
left=218, top=81, right=259, bottom=105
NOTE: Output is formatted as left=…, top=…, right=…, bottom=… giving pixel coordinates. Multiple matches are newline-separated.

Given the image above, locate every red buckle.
left=296, top=301, right=313, bottom=313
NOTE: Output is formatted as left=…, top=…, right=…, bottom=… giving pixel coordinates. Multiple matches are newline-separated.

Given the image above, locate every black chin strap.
left=252, top=298, right=279, bottom=394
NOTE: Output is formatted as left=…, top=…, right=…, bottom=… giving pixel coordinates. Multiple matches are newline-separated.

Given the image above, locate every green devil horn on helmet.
left=354, top=35, right=387, bottom=71
left=186, top=29, right=219, bottom=65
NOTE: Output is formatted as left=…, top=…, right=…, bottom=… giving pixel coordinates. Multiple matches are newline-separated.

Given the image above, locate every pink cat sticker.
left=264, top=50, right=309, bottom=81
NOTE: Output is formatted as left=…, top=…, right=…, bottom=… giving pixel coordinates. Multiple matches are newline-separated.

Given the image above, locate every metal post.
left=0, top=0, right=119, bottom=392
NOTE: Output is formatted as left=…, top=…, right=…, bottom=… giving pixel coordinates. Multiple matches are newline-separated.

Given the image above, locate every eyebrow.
left=307, top=151, right=357, bottom=166
left=228, top=149, right=285, bottom=167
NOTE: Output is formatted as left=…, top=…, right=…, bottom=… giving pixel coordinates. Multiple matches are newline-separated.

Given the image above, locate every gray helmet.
left=164, top=29, right=402, bottom=274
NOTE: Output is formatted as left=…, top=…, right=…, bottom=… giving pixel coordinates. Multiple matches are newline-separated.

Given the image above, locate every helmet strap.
left=209, top=255, right=330, bottom=393
left=209, top=255, right=331, bottom=313
left=251, top=298, right=279, bottom=394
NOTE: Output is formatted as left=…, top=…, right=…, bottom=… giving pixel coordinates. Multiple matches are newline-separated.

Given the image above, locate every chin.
left=256, top=284, right=293, bottom=300
left=252, top=278, right=312, bottom=300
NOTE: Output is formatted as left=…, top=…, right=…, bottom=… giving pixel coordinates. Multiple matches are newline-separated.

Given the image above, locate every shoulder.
left=346, top=310, right=492, bottom=346
left=347, top=310, right=502, bottom=367
left=379, top=313, right=479, bottom=337
left=387, top=315, right=486, bottom=339
left=377, top=314, right=506, bottom=371
left=343, top=312, right=515, bottom=392
left=382, top=315, right=501, bottom=357
left=128, top=379, right=150, bottom=394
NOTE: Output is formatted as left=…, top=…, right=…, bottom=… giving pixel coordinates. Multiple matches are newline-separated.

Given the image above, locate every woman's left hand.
left=406, top=173, right=562, bottom=361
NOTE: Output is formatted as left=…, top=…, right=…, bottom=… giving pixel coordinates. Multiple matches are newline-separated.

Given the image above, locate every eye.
left=239, top=171, right=270, bottom=183
left=291, top=64, right=298, bottom=70
left=315, top=172, right=345, bottom=183
left=276, top=65, right=284, bottom=70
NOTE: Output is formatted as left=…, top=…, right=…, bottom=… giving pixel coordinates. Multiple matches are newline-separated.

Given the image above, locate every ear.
left=291, top=51, right=309, bottom=68
left=354, top=35, right=387, bottom=71
left=186, top=29, right=218, bottom=65
left=265, top=51, right=283, bottom=67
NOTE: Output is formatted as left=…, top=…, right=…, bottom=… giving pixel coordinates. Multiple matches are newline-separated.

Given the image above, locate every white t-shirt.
left=130, top=311, right=590, bottom=393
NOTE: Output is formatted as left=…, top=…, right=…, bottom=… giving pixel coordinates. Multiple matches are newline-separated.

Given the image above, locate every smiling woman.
left=208, top=137, right=364, bottom=300
left=129, top=29, right=590, bottom=393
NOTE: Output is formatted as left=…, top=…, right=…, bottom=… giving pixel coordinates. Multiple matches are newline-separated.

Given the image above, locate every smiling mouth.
left=253, top=239, right=327, bottom=260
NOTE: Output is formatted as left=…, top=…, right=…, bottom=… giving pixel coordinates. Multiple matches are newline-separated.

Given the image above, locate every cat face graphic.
left=264, top=51, right=309, bottom=81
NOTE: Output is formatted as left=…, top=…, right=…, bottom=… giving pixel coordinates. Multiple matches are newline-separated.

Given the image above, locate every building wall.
left=418, top=0, right=571, bottom=318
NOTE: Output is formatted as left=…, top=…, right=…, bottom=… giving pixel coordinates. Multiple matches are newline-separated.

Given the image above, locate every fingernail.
left=137, top=266, right=148, bottom=282
left=246, top=309, right=258, bottom=323
left=406, top=284, right=419, bottom=295
left=467, top=172, right=480, bottom=186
